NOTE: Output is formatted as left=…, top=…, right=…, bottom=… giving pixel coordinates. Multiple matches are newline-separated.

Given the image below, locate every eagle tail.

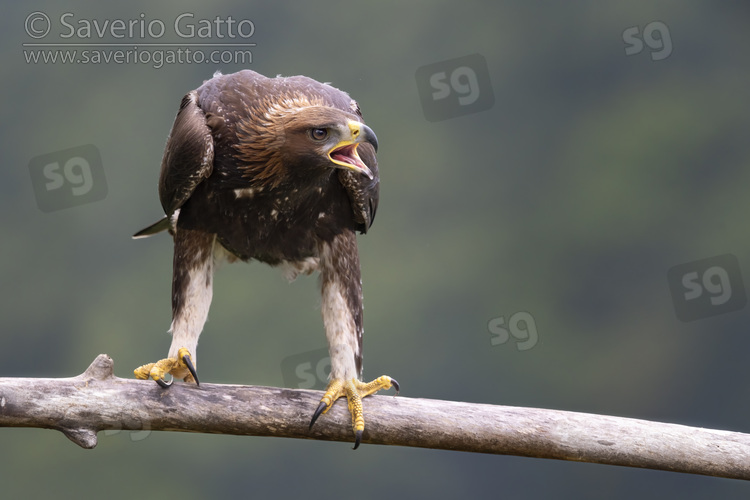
left=132, top=217, right=171, bottom=239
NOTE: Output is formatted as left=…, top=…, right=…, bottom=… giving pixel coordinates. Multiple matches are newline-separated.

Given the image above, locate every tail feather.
left=132, top=217, right=171, bottom=239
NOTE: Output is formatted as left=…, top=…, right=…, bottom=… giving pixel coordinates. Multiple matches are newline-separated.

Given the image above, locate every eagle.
left=133, top=69, right=397, bottom=449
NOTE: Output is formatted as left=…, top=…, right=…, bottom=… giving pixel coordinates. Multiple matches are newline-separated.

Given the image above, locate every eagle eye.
left=310, top=128, right=328, bottom=141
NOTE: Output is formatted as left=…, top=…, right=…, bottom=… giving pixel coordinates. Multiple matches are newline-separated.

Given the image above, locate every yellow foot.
left=134, top=347, right=199, bottom=388
left=309, top=375, right=398, bottom=449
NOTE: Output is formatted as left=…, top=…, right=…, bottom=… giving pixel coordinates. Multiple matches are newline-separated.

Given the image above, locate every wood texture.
left=1, top=355, right=748, bottom=480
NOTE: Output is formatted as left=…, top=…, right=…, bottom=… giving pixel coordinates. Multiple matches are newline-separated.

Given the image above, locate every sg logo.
left=43, top=157, right=95, bottom=196
left=415, top=53, right=494, bottom=122
left=667, top=254, right=746, bottom=322
left=103, top=408, right=152, bottom=442
left=281, top=347, right=331, bottom=390
left=623, top=21, right=672, bottom=61
left=488, top=311, right=538, bottom=351
left=429, top=66, right=481, bottom=106
left=28, top=144, right=107, bottom=212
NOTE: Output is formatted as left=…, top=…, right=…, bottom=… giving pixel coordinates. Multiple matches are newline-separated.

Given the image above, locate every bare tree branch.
left=1, top=354, right=748, bottom=480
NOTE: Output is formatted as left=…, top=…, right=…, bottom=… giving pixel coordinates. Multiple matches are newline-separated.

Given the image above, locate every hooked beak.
left=328, top=121, right=378, bottom=179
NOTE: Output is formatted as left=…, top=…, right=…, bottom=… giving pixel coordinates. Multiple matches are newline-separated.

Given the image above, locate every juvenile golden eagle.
left=133, top=69, right=397, bottom=449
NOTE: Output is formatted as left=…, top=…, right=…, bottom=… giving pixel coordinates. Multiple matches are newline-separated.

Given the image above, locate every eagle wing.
left=158, top=91, right=215, bottom=217
left=338, top=143, right=379, bottom=234
left=337, top=98, right=379, bottom=234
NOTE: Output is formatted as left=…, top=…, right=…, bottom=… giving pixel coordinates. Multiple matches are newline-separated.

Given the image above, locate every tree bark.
left=1, top=354, right=748, bottom=480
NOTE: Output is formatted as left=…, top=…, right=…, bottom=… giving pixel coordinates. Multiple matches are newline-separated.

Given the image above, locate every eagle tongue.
left=331, top=144, right=373, bottom=178
left=331, top=145, right=360, bottom=166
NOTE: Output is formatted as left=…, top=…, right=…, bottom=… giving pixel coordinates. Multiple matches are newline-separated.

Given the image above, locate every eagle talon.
left=309, top=401, right=329, bottom=430
left=310, top=375, right=397, bottom=449
left=155, top=375, right=173, bottom=388
left=182, top=353, right=200, bottom=386
left=133, top=347, right=199, bottom=387
left=354, top=430, right=363, bottom=450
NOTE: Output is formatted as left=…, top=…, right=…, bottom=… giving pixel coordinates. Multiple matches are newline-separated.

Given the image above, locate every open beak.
left=328, top=121, right=378, bottom=179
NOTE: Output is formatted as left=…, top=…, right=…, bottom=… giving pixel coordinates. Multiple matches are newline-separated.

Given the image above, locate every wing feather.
left=334, top=97, right=379, bottom=234
left=158, top=91, right=214, bottom=216
left=338, top=141, right=379, bottom=234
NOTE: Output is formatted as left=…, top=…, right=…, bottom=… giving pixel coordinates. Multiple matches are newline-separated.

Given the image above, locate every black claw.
left=182, top=354, right=200, bottom=386
left=309, top=401, right=328, bottom=430
left=391, top=378, right=400, bottom=395
left=155, top=377, right=173, bottom=389
left=353, top=430, right=362, bottom=450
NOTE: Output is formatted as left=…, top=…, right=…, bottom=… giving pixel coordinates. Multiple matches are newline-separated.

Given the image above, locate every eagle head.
left=234, top=98, right=378, bottom=187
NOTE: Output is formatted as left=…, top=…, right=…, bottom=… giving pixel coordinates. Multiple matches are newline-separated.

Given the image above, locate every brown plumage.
left=133, top=69, right=396, bottom=449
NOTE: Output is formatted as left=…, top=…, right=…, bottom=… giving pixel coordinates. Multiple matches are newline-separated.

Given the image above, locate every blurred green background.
left=3, top=1, right=750, bottom=498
